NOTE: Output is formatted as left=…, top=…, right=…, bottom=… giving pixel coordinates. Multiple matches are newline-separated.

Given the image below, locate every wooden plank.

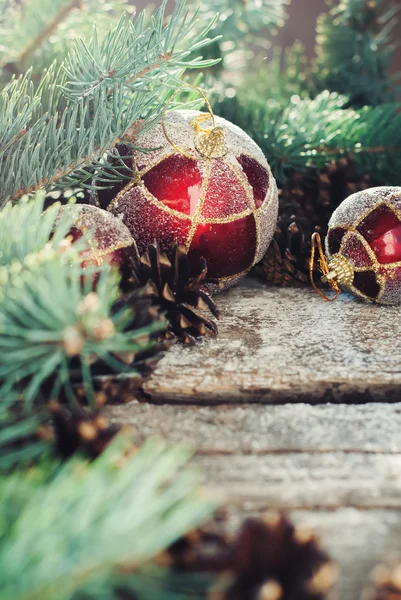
left=107, top=401, right=401, bottom=599
left=193, top=452, right=401, bottom=509
left=108, top=402, right=401, bottom=509
left=108, top=402, right=401, bottom=508
left=107, top=401, right=401, bottom=453
left=106, top=279, right=401, bottom=600
left=142, top=280, right=401, bottom=404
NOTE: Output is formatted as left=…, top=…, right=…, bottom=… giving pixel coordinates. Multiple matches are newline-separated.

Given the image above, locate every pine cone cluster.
left=166, top=514, right=336, bottom=600
left=121, top=243, right=221, bottom=345
left=256, top=158, right=370, bottom=285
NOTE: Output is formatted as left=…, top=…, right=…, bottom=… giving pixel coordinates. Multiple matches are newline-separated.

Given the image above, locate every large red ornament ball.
left=326, top=187, right=401, bottom=304
left=102, top=110, right=279, bottom=289
left=60, top=204, right=134, bottom=270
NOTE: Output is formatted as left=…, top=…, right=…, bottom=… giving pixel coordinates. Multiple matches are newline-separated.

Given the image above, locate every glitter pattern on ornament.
left=106, top=110, right=279, bottom=290
left=326, top=187, right=401, bottom=304
left=60, top=204, right=134, bottom=269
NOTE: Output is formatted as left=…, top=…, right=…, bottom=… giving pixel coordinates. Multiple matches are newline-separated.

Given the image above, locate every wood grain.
left=107, top=401, right=401, bottom=454
left=107, top=401, right=401, bottom=509
left=143, top=280, right=401, bottom=404
left=108, top=400, right=401, bottom=599
left=107, top=282, right=401, bottom=600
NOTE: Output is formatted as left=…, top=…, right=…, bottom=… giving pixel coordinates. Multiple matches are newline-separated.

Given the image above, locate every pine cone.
left=162, top=514, right=335, bottom=600
left=49, top=401, right=121, bottom=459
left=122, top=243, right=221, bottom=345
left=256, top=158, right=370, bottom=285
left=219, top=515, right=336, bottom=600
left=362, top=556, right=401, bottom=600
left=107, top=286, right=172, bottom=376
left=259, top=225, right=310, bottom=287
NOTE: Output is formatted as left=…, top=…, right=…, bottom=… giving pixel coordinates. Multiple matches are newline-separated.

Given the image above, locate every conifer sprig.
left=0, top=435, right=216, bottom=600
left=214, top=91, right=401, bottom=185
left=196, top=0, right=290, bottom=44
left=0, top=405, right=52, bottom=471
left=0, top=0, right=219, bottom=206
left=0, top=194, right=167, bottom=409
left=0, top=259, right=165, bottom=409
left=0, top=191, right=75, bottom=267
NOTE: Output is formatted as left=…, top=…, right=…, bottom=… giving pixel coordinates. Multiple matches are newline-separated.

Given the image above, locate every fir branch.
left=194, top=0, right=290, bottom=43
left=0, top=194, right=167, bottom=408
left=59, top=2, right=218, bottom=101
left=0, top=259, right=165, bottom=408
left=315, top=0, right=401, bottom=106
left=234, top=41, right=313, bottom=106
left=214, top=91, right=401, bottom=184
left=0, top=191, right=76, bottom=267
left=186, top=0, right=290, bottom=85
left=0, top=435, right=216, bottom=600
left=0, top=0, right=219, bottom=206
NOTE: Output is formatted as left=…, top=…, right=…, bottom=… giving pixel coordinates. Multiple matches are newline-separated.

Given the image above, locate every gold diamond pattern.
left=328, top=197, right=401, bottom=303
left=109, top=145, right=277, bottom=270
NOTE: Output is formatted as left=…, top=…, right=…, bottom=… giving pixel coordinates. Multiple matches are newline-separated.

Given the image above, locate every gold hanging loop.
left=309, top=232, right=341, bottom=302
left=161, top=84, right=227, bottom=159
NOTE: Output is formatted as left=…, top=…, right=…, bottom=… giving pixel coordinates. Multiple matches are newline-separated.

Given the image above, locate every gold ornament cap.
left=309, top=232, right=355, bottom=302
left=161, top=85, right=228, bottom=159
left=321, top=254, right=354, bottom=287
left=193, top=122, right=227, bottom=159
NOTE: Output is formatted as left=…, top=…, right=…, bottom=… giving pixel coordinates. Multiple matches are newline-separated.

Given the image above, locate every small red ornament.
left=99, top=108, right=278, bottom=290
left=311, top=187, right=401, bottom=304
left=60, top=204, right=134, bottom=270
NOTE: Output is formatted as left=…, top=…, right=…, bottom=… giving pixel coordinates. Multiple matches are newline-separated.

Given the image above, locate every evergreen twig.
left=0, top=0, right=219, bottom=206
left=0, top=0, right=135, bottom=82
left=194, top=0, right=290, bottom=44
left=214, top=91, right=401, bottom=185
left=17, top=0, right=84, bottom=65
left=0, top=405, right=52, bottom=471
left=0, top=193, right=167, bottom=409
left=0, top=434, right=216, bottom=600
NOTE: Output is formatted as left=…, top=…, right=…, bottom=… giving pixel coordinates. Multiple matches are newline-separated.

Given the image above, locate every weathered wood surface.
left=108, top=282, right=401, bottom=600
left=108, top=402, right=401, bottom=511
left=143, top=280, right=401, bottom=404
left=108, top=401, right=401, bottom=599
left=109, top=402, right=401, bottom=454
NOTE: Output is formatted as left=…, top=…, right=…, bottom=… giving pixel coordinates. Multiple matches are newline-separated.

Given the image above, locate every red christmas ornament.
left=311, top=187, right=401, bottom=304
left=60, top=204, right=134, bottom=270
left=102, top=109, right=278, bottom=290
